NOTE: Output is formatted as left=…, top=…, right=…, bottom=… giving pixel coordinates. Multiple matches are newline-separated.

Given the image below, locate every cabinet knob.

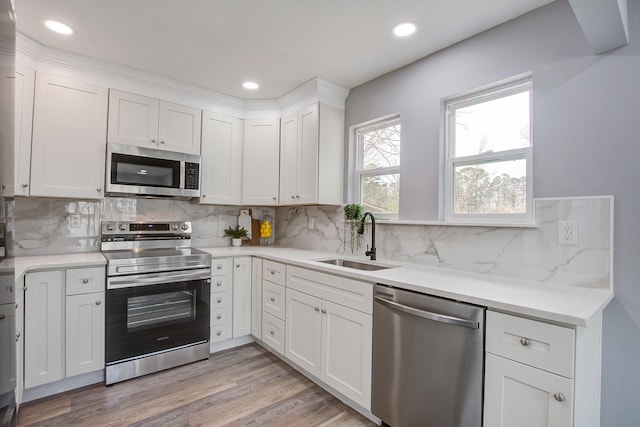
left=553, top=393, right=565, bottom=402
left=217, top=264, right=223, bottom=270
left=216, top=281, right=222, bottom=287
left=0, top=314, right=4, bottom=320
left=217, top=298, right=222, bottom=303
left=236, top=264, right=240, bottom=268
left=95, top=300, right=102, bottom=306
left=151, top=139, right=157, bottom=143
left=519, top=338, right=530, bottom=347
left=296, top=195, right=300, bottom=199
left=321, top=308, right=327, bottom=314
left=273, top=197, right=277, bottom=201
left=82, top=278, right=89, bottom=284
left=216, top=331, right=222, bottom=336
left=314, top=307, right=320, bottom=312
left=269, top=330, right=274, bottom=336
left=270, top=270, right=275, bottom=275
left=270, top=297, right=275, bottom=302
left=1, top=184, right=4, bottom=190
left=291, top=195, right=295, bottom=199
left=216, top=314, right=222, bottom=320
left=97, top=187, right=102, bottom=192
left=22, top=183, right=28, bottom=188
left=160, top=140, right=165, bottom=144
left=202, top=194, right=206, bottom=198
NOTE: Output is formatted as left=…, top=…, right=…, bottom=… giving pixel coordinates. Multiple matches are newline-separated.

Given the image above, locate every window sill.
left=376, top=219, right=538, bottom=228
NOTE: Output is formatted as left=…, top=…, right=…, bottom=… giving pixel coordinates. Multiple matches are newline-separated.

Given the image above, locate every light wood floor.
left=17, top=343, right=377, bottom=427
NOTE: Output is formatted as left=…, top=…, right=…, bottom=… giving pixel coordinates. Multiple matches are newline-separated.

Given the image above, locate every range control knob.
left=170, top=224, right=178, bottom=231
left=105, top=223, right=115, bottom=231
left=119, top=223, right=127, bottom=231
left=181, top=223, right=189, bottom=231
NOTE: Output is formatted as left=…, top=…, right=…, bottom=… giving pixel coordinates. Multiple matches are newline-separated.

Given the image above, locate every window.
left=444, top=77, right=532, bottom=223
left=354, top=117, right=400, bottom=217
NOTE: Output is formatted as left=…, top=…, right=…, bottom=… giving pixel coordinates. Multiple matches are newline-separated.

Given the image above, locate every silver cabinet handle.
left=270, top=270, right=275, bottom=275
left=291, top=195, right=295, bottom=199
left=216, top=281, right=222, bottom=287
left=314, top=307, right=319, bottom=312
left=520, top=338, right=530, bottom=346
left=97, top=187, right=102, bottom=192
left=95, top=300, right=101, bottom=306
left=269, top=330, right=274, bottom=336
left=16, top=332, right=20, bottom=341
left=236, top=264, right=240, bottom=268
left=160, top=140, right=165, bottom=144
left=321, top=308, right=327, bottom=314
left=216, top=314, right=222, bottom=320
left=374, top=295, right=480, bottom=329
left=202, top=194, right=207, bottom=198
left=217, top=264, right=223, bottom=270
left=554, top=393, right=565, bottom=402
left=22, top=183, right=28, bottom=188
left=217, top=298, right=222, bottom=303
left=151, top=139, right=157, bottom=143
left=272, top=197, right=277, bottom=201
left=270, top=297, right=275, bottom=302
left=216, top=331, right=221, bottom=336
left=82, top=278, right=90, bottom=284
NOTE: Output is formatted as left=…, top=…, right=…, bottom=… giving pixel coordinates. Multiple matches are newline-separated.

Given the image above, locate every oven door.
left=106, top=270, right=210, bottom=364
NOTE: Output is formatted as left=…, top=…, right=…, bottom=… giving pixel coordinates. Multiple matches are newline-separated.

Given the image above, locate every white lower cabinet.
left=232, top=257, right=252, bottom=338
left=210, top=257, right=252, bottom=345
left=484, top=310, right=602, bottom=427
left=285, top=266, right=372, bottom=410
left=65, top=292, right=105, bottom=377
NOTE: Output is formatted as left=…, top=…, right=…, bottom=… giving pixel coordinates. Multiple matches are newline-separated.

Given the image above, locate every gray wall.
left=344, top=0, right=640, bottom=425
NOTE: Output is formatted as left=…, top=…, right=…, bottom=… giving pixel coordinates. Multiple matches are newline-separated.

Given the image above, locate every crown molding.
left=15, top=33, right=350, bottom=118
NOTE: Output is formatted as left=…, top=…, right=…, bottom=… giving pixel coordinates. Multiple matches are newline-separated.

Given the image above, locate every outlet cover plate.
left=558, top=220, right=578, bottom=245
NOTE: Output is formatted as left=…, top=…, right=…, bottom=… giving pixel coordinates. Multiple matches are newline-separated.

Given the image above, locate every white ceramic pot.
left=232, top=238, right=242, bottom=247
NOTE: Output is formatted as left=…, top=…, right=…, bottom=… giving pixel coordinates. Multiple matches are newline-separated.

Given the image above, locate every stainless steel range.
left=101, top=221, right=211, bottom=385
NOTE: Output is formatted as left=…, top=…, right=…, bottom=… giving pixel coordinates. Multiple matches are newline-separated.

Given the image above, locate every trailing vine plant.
left=343, top=204, right=364, bottom=254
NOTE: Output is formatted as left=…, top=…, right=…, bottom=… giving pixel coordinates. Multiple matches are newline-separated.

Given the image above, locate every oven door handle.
left=107, top=268, right=211, bottom=289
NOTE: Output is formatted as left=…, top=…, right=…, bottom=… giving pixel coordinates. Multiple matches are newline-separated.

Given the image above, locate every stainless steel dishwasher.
left=372, top=284, right=485, bottom=427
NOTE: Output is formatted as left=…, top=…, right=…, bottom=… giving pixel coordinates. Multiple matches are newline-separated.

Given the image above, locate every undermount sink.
left=316, top=258, right=397, bottom=271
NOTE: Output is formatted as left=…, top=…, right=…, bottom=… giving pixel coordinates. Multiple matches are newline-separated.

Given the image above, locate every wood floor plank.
left=17, top=343, right=377, bottom=427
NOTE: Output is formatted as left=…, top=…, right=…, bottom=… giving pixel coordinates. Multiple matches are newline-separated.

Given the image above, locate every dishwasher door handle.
left=375, top=295, right=480, bottom=329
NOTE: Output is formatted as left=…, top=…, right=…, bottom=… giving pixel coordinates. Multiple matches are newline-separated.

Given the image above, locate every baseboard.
left=210, top=335, right=254, bottom=353
left=22, top=370, right=104, bottom=403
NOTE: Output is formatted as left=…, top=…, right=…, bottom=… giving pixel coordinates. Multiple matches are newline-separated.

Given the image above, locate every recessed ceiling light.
left=45, top=20, right=74, bottom=35
left=242, top=81, right=259, bottom=90
left=393, top=22, right=416, bottom=37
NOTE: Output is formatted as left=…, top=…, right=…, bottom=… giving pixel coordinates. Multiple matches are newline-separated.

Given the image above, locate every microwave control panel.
left=184, top=162, right=200, bottom=189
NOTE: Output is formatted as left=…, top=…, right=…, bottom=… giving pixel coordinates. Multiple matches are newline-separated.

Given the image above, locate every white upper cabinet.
left=200, top=111, right=243, bottom=205
left=30, top=73, right=108, bottom=200
left=12, top=64, right=35, bottom=197
left=107, top=89, right=201, bottom=155
left=279, top=102, right=343, bottom=205
left=242, top=118, right=280, bottom=206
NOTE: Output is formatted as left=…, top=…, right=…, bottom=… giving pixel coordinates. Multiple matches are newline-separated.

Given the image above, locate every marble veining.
left=13, top=197, right=275, bottom=256
left=275, top=197, right=612, bottom=289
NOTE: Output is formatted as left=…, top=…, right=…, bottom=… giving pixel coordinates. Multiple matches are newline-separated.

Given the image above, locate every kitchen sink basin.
left=316, top=258, right=397, bottom=271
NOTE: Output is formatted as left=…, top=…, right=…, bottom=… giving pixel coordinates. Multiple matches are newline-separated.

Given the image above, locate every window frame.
left=353, top=115, right=401, bottom=219
left=443, top=76, right=533, bottom=225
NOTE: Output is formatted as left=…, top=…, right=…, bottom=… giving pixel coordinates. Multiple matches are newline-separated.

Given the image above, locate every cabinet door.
left=279, top=112, right=298, bottom=204
left=251, top=258, right=263, bottom=339
left=107, top=89, right=159, bottom=147
left=24, top=270, right=65, bottom=388
left=11, top=64, right=35, bottom=196
left=65, top=292, right=105, bottom=377
left=0, top=303, right=17, bottom=395
left=31, top=73, right=108, bottom=199
left=321, top=300, right=372, bottom=409
left=0, top=66, right=15, bottom=197
left=200, top=111, right=243, bottom=204
left=484, top=353, right=573, bottom=427
left=232, top=257, right=252, bottom=338
left=158, top=100, right=201, bottom=155
left=242, top=118, right=280, bottom=205
left=285, top=288, right=322, bottom=377
left=297, top=103, right=319, bottom=204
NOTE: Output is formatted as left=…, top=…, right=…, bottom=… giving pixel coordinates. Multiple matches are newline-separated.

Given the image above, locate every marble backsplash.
left=275, top=197, right=613, bottom=289
left=12, top=197, right=275, bottom=255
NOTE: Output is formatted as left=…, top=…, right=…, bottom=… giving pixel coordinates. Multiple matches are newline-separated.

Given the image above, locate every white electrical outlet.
left=558, top=220, right=578, bottom=245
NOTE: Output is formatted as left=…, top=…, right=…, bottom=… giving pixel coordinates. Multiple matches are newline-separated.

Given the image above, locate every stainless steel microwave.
left=105, top=143, right=201, bottom=198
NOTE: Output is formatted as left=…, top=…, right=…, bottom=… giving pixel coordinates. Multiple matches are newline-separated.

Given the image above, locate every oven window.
left=127, top=290, right=196, bottom=331
left=111, top=153, right=180, bottom=188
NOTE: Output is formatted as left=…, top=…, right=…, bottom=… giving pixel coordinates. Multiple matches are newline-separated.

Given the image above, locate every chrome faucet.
left=358, top=212, right=376, bottom=261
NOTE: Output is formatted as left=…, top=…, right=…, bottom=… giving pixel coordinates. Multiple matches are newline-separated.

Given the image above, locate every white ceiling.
left=15, top=0, right=555, bottom=99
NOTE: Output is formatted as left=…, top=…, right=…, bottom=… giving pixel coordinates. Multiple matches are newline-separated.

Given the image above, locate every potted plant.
left=343, top=204, right=364, bottom=254
left=223, top=225, right=248, bottom=247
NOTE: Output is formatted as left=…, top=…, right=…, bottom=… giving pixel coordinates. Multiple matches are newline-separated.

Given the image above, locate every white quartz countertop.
left=11, top=247, right=613, bottom=327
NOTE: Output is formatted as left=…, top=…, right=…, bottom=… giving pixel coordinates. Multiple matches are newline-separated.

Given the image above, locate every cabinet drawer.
left=486, top=311, right=575, bottom=378
left=262, top=312, right=285, bottom=355
left=211, top=291, right=230, bottom=309
left=263, top=281, right=285, bottom=320
left=211, top=258, right=232, bottom=276
left=211, top=324, right=230, bottom=343
left=66, top=267, right=105, bottom=295
left=211, top=308, right=229, bottom=326
left=286, top=266, right=373, bottom=314
left=210, top=276, right=231, bottom=293
left=263, top=260, right=285, bottom=286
